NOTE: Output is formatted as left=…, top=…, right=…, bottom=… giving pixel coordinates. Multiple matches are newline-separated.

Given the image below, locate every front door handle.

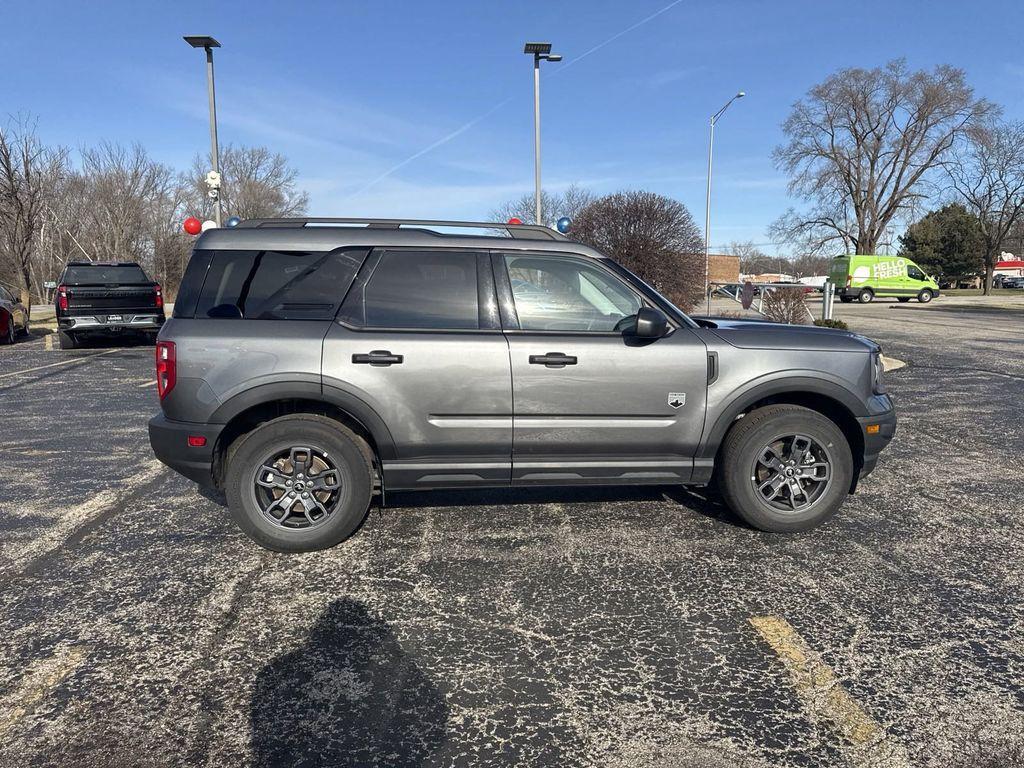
left=353, top=350, right=404, bottom=366
left=529, top=352, right=577, bottom=368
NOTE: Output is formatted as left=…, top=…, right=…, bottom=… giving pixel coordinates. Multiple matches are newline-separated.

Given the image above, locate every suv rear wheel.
left=225, top=414, right=373, bottom=552
left=718, top=405, right=853, bottom=532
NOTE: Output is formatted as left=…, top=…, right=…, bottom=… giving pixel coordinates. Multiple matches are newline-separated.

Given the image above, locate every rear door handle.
left=352, top=350, right=404, bottom=366
left=529, top=352, right=577, bottom=368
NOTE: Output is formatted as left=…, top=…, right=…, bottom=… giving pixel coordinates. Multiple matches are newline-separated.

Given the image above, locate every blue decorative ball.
left=225, top=216, right=242, bottom=228
left=556, top=216, right=571, bottom=234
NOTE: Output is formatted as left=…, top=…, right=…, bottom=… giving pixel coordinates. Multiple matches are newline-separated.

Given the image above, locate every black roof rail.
left=233, top=217, right=568, bottom=241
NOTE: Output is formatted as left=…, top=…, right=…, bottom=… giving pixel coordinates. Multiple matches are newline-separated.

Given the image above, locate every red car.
left=0, top=284, right=30, bottom=344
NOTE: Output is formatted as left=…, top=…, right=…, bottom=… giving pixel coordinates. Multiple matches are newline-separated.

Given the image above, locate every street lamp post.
left=184, top=35, right=223, bottom=227
left=704, top=91, right=745, bottom=293
left=524, top=42, right=561, bottom=226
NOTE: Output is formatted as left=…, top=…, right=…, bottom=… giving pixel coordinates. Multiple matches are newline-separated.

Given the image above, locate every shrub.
left=762, top=286, right=811, bottom=324
left=814, top=318, right=849, bottom=329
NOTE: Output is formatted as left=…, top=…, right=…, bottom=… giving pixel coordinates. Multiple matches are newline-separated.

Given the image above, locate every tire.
left=917, top=289, right=933, bottom=304
left=224, top=414, right=374, bottom=552
left=58, top=330, right=78, bottom=350
left=897, top=297, right=911, bottom=303
left=717, top=404, right=854, bottom=533
left=857, top=288, right=874, bottom=303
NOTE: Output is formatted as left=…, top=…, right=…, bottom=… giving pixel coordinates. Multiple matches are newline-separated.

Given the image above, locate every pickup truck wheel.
left=857, top=289, right=874, bottom=303
left=225, top=414, right=373, bottom=552
left=718, top=405, right=853, bottom=532
left=58, top=330, right=78, bottom=350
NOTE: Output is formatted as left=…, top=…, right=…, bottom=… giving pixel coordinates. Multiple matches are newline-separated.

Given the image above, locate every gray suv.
left=149, top=218, right=896, bottom=552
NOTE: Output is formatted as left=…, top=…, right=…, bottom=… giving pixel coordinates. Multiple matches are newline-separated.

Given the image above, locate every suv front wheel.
left=718, top=405, right=853, bottom=532
left=225, top=414, right=374, bottom=552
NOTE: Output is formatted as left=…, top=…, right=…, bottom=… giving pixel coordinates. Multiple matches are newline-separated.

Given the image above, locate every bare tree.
left=187, top=145, right=309, bottom=221
left=725, top=240, right=780, bottom=275
left=572, top=190, right=704, bottom=310
left=771, top=60, right=993, bottom=255
left=947, top=121, right=1024, bottom=293
left=0, top=117, right=67, bottom=308
left=491, top=184, right=595, bottom=227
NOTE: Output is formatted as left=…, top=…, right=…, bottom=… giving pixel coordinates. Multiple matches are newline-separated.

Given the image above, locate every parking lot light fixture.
left=704, top=91, right=745, bottom=293
left=183, top=35, right=223, bottom=227
left=524, top=42, right=562, bottom=226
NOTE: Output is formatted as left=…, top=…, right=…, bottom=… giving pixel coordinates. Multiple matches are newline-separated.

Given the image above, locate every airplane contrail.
left=346, top=0, right=687, bottom=199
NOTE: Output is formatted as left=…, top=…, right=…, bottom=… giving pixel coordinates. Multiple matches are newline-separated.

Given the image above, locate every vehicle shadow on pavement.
left=249, top=598, right=449, bottom=767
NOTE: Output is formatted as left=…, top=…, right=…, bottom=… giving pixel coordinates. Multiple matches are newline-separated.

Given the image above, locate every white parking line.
left=750, top=616, right=909, bottom=766
left=0, top=348, right=118, bottom=380
left=43, top=334, right=54, bottom=351
left=0, top=645, right=89, bottom=738
left=137, top=379, right=156, bottom=388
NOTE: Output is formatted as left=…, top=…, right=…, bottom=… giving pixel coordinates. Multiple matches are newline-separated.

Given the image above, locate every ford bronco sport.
left=149, top=218, right=896, bottom=552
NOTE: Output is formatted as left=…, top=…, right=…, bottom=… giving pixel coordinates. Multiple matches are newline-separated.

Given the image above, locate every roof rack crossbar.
left=233, top=217, right=567, bottom=240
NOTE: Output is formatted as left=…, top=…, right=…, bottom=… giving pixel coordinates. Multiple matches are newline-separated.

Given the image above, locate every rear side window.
left=342, top=250, right=480, bottom=330
left=63, top=264, right=149, bottom=284
left=173, top=250, right=213, bottom=318
left=191, top=249, right=366, bottom=320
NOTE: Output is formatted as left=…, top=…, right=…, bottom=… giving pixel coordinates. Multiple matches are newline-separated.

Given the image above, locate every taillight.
left=156, top=341, right=176, bottom=400
left=57, top=284, right=68, bottom=311
left=154, top=284, right=163, bottom=309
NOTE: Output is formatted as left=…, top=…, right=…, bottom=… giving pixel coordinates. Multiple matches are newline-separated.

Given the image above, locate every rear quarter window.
left=189, top=249, right=367, bottom=320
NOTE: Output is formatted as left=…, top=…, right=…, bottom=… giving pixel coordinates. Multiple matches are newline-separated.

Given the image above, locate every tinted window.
left=63, top=265, right=149, bottom=284
left=907, top=265, right=926, bottom=281
left=504, top=254, right=641, bottom=332
left=357, top=250, right=479, bottom=329
left=172, top=250, right=213, bottom=319
left=194, top=249, right=366, bottom=320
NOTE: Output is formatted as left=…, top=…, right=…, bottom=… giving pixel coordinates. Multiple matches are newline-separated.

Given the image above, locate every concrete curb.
left=881, top=355, right=906, bottom=372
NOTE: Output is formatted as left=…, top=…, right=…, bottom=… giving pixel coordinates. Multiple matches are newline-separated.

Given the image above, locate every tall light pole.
left=524, top=42, right=561, bottom=226
left=184, top=35, right=223, bottom=227
left=704, top=91, right=745, bottom=292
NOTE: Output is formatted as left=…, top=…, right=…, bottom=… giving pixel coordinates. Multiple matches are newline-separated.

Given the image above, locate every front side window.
left=907, top=265, right=926, bottom=281
left=355, top=250, right=480, bottom=330
left=504, top=253, right=642, bottom=332
left=193, top=249, right=365, bottom=320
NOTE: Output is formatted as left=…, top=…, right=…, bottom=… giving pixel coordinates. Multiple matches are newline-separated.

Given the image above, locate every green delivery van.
left=829, top=255, right=940, bottom=304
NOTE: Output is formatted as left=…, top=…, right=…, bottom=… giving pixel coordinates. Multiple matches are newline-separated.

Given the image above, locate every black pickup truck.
left=55, top=262, right=165, bottom=349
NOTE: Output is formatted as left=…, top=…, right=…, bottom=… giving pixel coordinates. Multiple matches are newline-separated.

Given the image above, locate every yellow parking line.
left=0, top=645, right=89, bottom=737
left=44, top=334, right=53, bottom=351
left=749, top=616, right=908, bottom=765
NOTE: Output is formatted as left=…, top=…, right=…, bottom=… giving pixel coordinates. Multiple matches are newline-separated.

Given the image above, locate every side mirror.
left=634, top=306, right=668, bottom=339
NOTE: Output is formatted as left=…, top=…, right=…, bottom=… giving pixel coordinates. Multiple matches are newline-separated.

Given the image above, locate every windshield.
left=63, top=264, right=149, bottom=285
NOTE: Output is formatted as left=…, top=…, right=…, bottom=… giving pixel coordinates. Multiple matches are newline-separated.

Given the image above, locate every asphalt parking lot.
left=1, top=302, right=1023, bottom=768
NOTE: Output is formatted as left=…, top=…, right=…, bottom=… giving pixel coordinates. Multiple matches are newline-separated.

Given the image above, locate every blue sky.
left=4, top=0, right=1024, bottom=253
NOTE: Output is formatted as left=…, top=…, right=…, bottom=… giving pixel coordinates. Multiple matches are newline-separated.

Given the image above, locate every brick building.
left=706, top=253, right=740, bottom=284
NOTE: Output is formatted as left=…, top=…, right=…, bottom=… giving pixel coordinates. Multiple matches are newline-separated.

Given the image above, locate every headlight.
left=872, top=352, right=886, bottom=394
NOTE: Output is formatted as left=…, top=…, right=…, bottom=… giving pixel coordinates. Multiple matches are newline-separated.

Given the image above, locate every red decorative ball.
left=183, top=217, right=202, bottom=235
left=507, top=217, right=522, bottom=225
